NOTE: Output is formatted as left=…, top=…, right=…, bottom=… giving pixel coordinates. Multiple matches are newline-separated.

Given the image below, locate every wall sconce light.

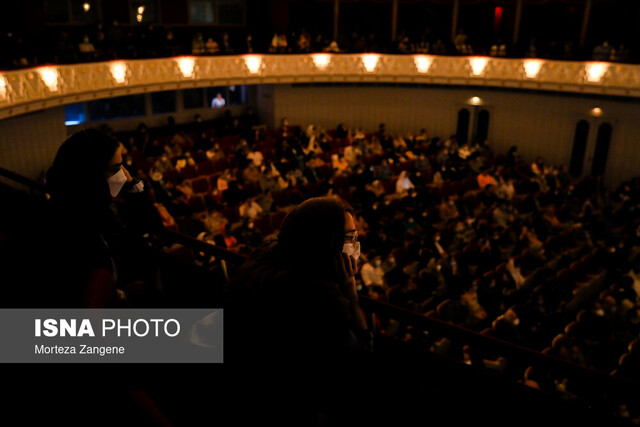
left=590, top=107, right=603, bottom=117
left=83, top=2, right=91, bottom=12
left=244, top=55, right=262, bottom=74
left=585, top=62, right=608, bottom=82
left=312, top=54, right=331, bottom=70
left=177, top=57, right=195, bottom=78
left=523, top=60, right=542, bottom=78
left=414, top=55, right=433, bottom=73
left=469, top=57, right=488, bottom=76
left=361, top=54, right=379, bottom=72
left=468, top=96, right=483, bottom=106
left=39, top=67, right=59, bottom=92
left=110, top=62, right=127, bottom=84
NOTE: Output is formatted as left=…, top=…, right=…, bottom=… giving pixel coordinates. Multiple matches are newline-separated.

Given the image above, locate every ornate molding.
left=1, top=54, right=639, bottom=120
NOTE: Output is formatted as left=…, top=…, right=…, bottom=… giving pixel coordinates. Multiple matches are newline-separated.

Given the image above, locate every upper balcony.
left=1, top=53, right=639, bottom=120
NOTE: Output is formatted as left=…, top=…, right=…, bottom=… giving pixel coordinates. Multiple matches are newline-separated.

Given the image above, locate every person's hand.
left=335, top=252, right=368, bottom=330
left=335, top=252, right=358, bottom=300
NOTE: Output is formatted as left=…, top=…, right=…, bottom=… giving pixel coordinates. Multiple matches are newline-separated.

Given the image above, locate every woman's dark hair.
left=45, top=129, right=121, bottom=220
left=229, top=196, right=354, bottom=293
left=278, top=196, right=353, bottom=276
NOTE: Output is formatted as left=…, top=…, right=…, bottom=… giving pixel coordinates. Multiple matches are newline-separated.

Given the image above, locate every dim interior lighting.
left=470, top=57, right=488, bottom=76
left=585, top=62, right=608, bottom=82
left=177, top=57, right=195, bottom=78
left=110, top=62, right=127, bottom=84
left=136, top=14, right=143, bottom=22
left=39, top=67, right=59, bottom=92
left=361, top=54, right=379, bottom=72
left=83, top=2, right=90, bottom=12
left=469, top=96, right=482, bottom=105
left=312, top=54, right=331, bottom=70
left=414, top=55, right=433, bottom=73
left=523, top=60, right=542, bottom=78
left=590, top=107, right=603, bottom=117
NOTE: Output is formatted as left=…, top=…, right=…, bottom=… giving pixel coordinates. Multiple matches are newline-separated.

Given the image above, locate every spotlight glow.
left=244, top=56, right=262, bottom=74
left=470, top=57, right=488, bottom=76
left=39, top=68, right=59, bottom=92
left=312, top=54, right=331, bottom=70
left=585, top=62, right=608, bottom=82
left=414, top=55, right=434, bottom=73
left=177, top=57, right=195, bottom=78
left=110, top=62, right=127, bottom=84
left=469, top=96, right=482, bottom=105
left=362, top=54, right=379, bottom=72
left=83, top=2, right=90, bottom=12
left=0, top=76, right=7, bottom=100
left=523, top=60, right=542, bottom=78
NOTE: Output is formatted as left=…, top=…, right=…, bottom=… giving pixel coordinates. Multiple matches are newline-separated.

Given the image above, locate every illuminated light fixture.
left=469, top=96, right=482, bottom=105
left=83, top=2, right=91, bottom=12
left=414, top=55, right=433, bottom=73
left=312, top=53, right=331, bottom=70
left=0, top=76, right=7, bottom=100
left=136, top=14, right=143, bottom=22
left=585, top=62, right=608, bottom=82
left=137, top=6, right=145, bottom=14
left=590, top=107, right=603, bottom=117
left=244, top=55, right=262, bottom=74
left=469, top=57, right=488, bottom=76
left=39, top=67, right=59, bottom=92
left=523, top=59, right=542, bottom=78
left=177, top=57, right=195, bottom=78
left=110, top=62, right=127, bottom=84
left=361, top=54, right=379, bottom=72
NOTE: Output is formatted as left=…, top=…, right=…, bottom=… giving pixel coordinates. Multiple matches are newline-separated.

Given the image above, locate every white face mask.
left=342, top=241, right=361, bottom=261
left=107, top=168, right=128, bottom=197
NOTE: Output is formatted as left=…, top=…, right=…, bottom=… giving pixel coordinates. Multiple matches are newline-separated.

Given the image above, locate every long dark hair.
left=45, top=129, right=121, bottom=228
left=228, top=196, right=354, bottom=295
left=225, top=196, right=356, bottom=366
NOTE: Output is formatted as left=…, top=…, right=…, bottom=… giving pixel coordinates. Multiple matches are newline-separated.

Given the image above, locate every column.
left=451, top=0, right=460, bottom=43
left=333, top=0, right=340, bottom=43
left=512, top=0, right=523, bottom=47
left=580, top=0, right=592, bottom=47
left=391, top=0, right=399, bottom=42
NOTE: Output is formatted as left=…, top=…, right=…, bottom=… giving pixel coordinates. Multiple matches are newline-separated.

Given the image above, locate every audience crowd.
left=99, top=106, right=640, bottom=422
left=2, top=17, right=635, bottom=70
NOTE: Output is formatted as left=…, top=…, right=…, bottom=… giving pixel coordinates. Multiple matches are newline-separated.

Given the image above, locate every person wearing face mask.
left=39, top=129, right=162, bottom=308
left=223, top=196, right=376, bottom=425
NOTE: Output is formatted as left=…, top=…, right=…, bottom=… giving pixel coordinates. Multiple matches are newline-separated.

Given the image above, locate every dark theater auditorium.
left=1, top=0, right=640, bottom=425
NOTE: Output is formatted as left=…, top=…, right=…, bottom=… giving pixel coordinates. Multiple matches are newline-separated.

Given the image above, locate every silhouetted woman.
left=42, top=129, right=160, bottom=308
left=224, top=196, right=373, bottom=424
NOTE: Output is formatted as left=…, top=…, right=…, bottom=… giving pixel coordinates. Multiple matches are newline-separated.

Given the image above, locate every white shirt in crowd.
left=361, top=261, right=386, bottom=288
left=239, top=200, right=263, bottom=219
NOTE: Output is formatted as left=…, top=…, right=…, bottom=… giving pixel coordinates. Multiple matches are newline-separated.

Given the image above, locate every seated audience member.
left=439, top=194, right=460, bottom=223
left=477, top=169, right=498, bottom=189
left=239, top=197, right=263, bottom=220
left=360, top=255, right=387, bottom=296
left=395, top=170, right=415, bottom=197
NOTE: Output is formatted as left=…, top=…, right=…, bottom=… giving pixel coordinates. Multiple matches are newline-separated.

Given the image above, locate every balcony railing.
left=1, top=54, right=639, bottom=120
